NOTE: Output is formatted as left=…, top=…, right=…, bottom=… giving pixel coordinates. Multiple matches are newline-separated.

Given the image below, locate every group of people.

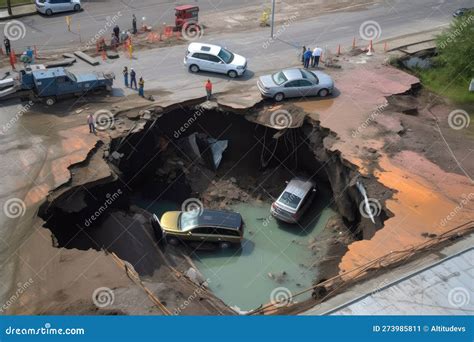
left=122, top=66, right=145, bottom=97
left=111, top=14, right=138, bottom=48
left=302, top=46, right=323, bottom=69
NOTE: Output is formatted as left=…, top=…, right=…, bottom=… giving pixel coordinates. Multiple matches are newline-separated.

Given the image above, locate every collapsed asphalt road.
left=0, top=0, right=473, bottom=314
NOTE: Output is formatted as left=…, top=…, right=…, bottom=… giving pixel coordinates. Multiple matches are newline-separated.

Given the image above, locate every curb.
left=0, top=11, right=37, bottom=21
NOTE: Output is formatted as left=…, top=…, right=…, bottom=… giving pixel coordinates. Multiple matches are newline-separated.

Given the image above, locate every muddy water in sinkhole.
left=134, top=186, right=336, bottom=311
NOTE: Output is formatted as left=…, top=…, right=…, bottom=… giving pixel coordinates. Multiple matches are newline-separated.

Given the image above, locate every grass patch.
left=418, top=68, right=474, bottom=104
left=0, top=0, right=34, bottom=9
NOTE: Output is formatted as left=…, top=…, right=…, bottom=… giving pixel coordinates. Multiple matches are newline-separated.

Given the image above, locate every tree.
left=6, top=0, right=12, bottom=16
left=435, top=12, right=474, bottom=79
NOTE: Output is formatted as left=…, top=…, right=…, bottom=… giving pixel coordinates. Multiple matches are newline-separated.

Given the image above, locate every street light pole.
left=270, top=0, right=275, bottom=38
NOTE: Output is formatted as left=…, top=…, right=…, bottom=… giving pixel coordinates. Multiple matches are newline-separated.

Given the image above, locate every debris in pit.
left=177, top=132, right=228, bottom=170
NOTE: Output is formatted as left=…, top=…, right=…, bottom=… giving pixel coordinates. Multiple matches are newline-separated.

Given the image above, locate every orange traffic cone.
left=101, top=49, right=107, bottom=61
left=9, top=50, right=16, bottom=69
left=366, top=40, right=374, bottom=56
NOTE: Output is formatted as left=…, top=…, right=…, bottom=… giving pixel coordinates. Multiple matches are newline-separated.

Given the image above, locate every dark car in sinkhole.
left=151, top=209, right=244, bottom=248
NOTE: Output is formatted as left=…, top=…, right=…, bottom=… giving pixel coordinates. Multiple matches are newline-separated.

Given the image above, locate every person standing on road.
left=301, top=46, right=306, bottom=65
left=132, top=14, right=137, bottom=34
left=205, top=79, right=212, bottom=100
left=4, top=37, right=11, bottom=55
left=113, top=24, right=120, bottom=41
left=87, top=114, right=96, bottom=134
left=303, top=47, right=312, bottom=69
left=312, top=46, right=323, bottom=68
left=130, top=68, right=137, bottom=89
left=123, top=66, right=129, bottom=87
left=138, top=77, right=145, bottom=97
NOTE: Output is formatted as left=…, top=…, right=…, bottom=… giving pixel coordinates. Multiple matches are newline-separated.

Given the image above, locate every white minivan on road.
left=184, top=42, right=247, bottom=78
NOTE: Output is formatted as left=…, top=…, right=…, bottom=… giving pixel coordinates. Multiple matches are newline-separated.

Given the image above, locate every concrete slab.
left=73, top=51, right=99, bottom=66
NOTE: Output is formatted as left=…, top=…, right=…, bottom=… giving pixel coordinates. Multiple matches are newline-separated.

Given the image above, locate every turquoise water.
left=133, top=192, right=335, bottom=311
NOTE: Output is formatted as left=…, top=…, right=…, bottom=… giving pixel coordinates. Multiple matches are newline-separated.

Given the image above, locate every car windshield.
left=178, top=211, right=200, bottom=230
left=300, top=69, right=317, bottom=81
left=218, top=48, right=234, bottom=63
left=278, top=191, right=302, bottom=209
left=65, top=70, right=76, bottom=82
left=272, top=71, right=288, bottom=85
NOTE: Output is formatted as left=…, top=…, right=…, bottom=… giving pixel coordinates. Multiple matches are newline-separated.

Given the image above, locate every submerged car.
left=36, top=0, right=81, bottom=16
left=271, top=177, right=317, bottom=224
left=184, top=42, right=247, bottom=78
left=258, top=68, right=334, bottom=102
left=152, top=209, right=243, bottom=248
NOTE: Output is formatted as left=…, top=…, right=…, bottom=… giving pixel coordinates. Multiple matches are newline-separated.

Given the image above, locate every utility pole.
left=7, top=0, right=12, bottom=16
left=270, top=0, right=275, bottom=38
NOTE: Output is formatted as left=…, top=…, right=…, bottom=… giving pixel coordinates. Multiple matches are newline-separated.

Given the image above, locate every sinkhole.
left=39, top=104, right=389, bottom=311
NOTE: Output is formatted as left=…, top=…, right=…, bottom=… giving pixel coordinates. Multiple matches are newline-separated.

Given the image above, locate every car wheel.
left=227, top=70, right=238, bottom=78
left=45, top=97, right=56, bottom=106
left=74, top=4, right=81, bottom=11
left=45, top=9, right=53, bottom=16
left=274, top=92, right=284, bottom=102
left=189, top=64, right=200, bottom=73
left=318, top=88, right=329, bottom=97
left=219, top=241, right=231, bottom=249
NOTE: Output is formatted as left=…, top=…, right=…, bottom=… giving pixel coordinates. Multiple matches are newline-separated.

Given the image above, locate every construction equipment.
left=174, top=5, right=199, bottom=31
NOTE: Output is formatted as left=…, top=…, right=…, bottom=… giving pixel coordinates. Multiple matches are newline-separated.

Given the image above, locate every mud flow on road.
left=38, top=105, right=391, bottom=312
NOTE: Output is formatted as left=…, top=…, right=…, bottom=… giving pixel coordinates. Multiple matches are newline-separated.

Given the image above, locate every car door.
left=189, top=227, right=211, bottom=241
left=283, top=80, right=301, bottom=98
left=196, top=53, right=214, bottom=72
left=59, top=0, right=72, bottom=12
left=297, top=79, right=318, bottom=97
left=207, top=55, right=226, bottom=74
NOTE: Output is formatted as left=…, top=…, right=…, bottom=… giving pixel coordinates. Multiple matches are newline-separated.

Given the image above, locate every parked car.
left=271, top=177, right=317, bottom=224
left=151, top=209, right=244, bottom=248
left=453, top=8, right=471, bottom=17
left=184, top=42, right=247, bottom=78
left=36, top=0, right=81, bottom=16
left=258, top=68, right=334, bottom=102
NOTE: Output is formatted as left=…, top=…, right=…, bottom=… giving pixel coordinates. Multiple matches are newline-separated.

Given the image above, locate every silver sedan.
left=257, top=68, right=334, bottom=102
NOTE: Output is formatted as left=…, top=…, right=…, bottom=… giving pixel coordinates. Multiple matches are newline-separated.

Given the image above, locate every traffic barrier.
left=352, top=36, right=356, bottom=49
left=336, top=44, right=341, bottom=56
left=9, top=50, right=16, bottom=69
left=164, top=26, right=173, bottom=38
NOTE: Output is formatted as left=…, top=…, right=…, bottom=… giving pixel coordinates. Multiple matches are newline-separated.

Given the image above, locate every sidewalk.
left=0, top=3, right=36, bottom=20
